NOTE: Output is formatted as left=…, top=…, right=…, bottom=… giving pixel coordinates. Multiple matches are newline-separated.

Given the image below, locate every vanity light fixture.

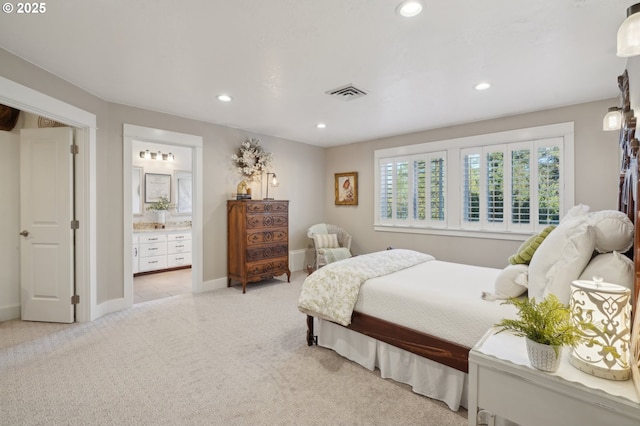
left=474, top=82, right=491, bottom=91
left=139, top=150, right=175, bottom=161
left=617, top=3, right=640, bottom=57
left=396, top=0, right=423, bottom=18
left=316, top=123, right=327, bottom=129
left=217, top=94, right=232, bottom=102
left=603, top=107, right=623, bottom=131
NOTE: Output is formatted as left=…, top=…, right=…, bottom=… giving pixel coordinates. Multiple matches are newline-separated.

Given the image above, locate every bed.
left=298, top=74, right=640, bottom=412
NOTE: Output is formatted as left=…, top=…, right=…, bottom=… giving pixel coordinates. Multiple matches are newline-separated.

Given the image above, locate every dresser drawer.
left=246, top=258, right=289, bottom=278
left=168, top=240, right=192, bottom=254
left=167, top=232, right=191, bottom=242
left=246, top=214, right=288, bottom=229
left=246, top=201, right=288, bottom=213
left=246, top=229, right=288, bottom=245
left=139, top=242, right=167, bottom=257
left=139, top=234, right=167, bottom=244
left=168, top=252, right=192, bottom=267
left=246, top=244, right=288, bottom=262
left=139, top=255, right=167, bottom=271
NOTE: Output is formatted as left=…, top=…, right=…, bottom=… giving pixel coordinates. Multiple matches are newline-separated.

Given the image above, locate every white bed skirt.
left=317, top=318, right=469, bottom=411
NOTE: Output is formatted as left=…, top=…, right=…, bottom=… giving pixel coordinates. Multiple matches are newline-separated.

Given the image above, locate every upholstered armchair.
left=307, top=223, right=352, bottom=271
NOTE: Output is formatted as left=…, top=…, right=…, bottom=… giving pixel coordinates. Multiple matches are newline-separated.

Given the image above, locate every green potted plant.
left=146, top=196, right=174, bottom=224
left=494, top=294, right=586, bottom=372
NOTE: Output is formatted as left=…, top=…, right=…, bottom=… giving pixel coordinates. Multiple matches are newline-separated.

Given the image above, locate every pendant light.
left=617, top=3, right=640, bottom=57
left=603, top=107, right=623, bottom=131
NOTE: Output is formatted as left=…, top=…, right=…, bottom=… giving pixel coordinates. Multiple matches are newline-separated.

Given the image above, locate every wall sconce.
left=139, top=150, right=174, bottom=161
left=264, top=172, right=279, bottom=200
left=603, top=107, right=623, bottom=131
left=617, top=3, right=640, bottom=57
left=570, top=278, right=631, bottom=381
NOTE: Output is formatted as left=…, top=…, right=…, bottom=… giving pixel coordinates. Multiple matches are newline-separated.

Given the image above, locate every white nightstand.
left=468, top=329, right=640, bottom=426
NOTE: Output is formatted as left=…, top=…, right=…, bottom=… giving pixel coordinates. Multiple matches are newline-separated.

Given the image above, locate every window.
left=374, top=123, right=574, bottom=239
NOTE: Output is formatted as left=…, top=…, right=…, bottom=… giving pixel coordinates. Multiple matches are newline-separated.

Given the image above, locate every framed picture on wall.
left=335, top=171, right=358, bottom=206
left=145, top=173, right=171, bottom=203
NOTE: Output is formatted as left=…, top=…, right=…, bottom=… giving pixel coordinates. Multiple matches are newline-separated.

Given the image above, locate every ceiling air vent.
left=325, top=84, right=368, bottom=101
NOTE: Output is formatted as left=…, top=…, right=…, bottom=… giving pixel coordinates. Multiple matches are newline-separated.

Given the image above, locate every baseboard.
left=0, top=304, right=20, bottom=322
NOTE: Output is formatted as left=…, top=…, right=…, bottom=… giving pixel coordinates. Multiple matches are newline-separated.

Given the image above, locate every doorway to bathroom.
left=123, top=124, right=203, bottom=307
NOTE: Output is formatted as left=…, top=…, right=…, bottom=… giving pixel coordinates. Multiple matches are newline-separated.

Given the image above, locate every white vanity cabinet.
left=138, top=233, right=168, bottom=272
left=167, top=232, right=192, bottom=268
left=134, top=230, right=192, bottom=274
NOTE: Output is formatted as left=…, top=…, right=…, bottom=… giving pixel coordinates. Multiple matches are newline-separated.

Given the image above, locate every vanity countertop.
left=133, top=222, right=192, bottom=233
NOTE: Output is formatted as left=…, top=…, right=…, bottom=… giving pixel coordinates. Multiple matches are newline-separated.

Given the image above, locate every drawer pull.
left=149, top=260, right=158, bottom=264
left=148, top=238, right=158, bottom=241
left=176, top=245, right=184, bottom=249
left=149, top=248, right=157, bottom=251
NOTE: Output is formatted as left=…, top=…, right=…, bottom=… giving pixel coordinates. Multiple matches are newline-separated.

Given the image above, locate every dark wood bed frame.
left=306, top=70, right=640, bottom=375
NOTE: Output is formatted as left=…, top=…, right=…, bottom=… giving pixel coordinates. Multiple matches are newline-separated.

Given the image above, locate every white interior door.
left=20, top=127, right=75, bottom=323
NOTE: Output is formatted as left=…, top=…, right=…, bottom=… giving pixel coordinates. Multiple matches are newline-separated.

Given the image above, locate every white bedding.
left=304, top=250, right=520, bottom=411
left=355, top=259, right=518, bottom=348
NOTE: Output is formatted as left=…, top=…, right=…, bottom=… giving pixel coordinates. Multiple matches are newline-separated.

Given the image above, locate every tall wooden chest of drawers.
left=227, top=200, right=291, bottom=293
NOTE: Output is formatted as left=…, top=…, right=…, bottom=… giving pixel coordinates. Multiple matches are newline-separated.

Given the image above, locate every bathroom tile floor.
left=134, top=268, right=192, bottom=304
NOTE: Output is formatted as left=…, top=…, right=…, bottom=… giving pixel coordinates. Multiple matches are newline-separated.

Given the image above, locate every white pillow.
left=561, top=204, right=590, bottom=223
left=481, top=264, right=528, bottom=301
left=313, top=233, right=339, bottom=249
left=588, top=210, right=634, bottom=254
left=578, top=251, right=634, bottom=291
left=529, top=215, right=595, bottom=304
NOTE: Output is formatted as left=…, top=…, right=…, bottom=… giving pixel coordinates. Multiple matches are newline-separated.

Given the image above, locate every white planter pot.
left=154, top=210, right=166, bottom=224
left=526, top=338, right=562, bottom=372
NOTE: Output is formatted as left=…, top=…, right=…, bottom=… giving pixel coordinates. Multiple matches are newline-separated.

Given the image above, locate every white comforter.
left=299, top=249, right=518, bottom=348
left=356, top=259, right=518, bottom=347
left=297, top=249, right=433, bottom=326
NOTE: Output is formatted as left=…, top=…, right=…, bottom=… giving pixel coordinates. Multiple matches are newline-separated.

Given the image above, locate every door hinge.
left=71, top=220, right=79, bottom=230
left=71, top=294, right=80, bottom=305
left=70, top=144, right=79, bottom=154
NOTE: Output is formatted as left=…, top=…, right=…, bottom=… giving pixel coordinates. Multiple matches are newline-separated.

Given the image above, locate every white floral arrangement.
left=232, top=137, right=273, bottom=181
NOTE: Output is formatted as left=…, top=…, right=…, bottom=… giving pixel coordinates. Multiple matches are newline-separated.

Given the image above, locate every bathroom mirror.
left=132, top=166, right=143, bottom=215
left=175, top=170, right=192, bottom=214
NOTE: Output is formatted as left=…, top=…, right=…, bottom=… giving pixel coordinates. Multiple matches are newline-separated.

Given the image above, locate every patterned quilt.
left=297, top=249, right=434, bottom=326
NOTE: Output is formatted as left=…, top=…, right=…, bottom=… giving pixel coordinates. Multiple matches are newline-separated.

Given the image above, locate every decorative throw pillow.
left=588, top=210, right=634, bottom=254
left=313, top=233, right=339, bottom=249
left=508, top=226, right=556, bottom=265
left=528, top=215, right=595, bottom=304
left=482, top=264, right=529, bottom=301
left=578, top=251, right=634, bottom=291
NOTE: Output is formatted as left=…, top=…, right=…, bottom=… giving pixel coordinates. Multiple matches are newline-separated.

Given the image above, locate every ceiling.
left=0, top=0, right=633, bottom=147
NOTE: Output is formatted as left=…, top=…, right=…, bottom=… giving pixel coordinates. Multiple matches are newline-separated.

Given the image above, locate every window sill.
left=374, top=224, right=531, bottom=241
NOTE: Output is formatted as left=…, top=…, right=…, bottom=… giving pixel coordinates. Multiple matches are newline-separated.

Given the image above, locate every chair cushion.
left=319, top=247, right=352, bottom=264
left=314, top=233, right=339, bottom=248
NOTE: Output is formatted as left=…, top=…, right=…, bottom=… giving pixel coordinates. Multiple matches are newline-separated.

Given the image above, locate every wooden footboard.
left=306, top=312, right=470, bottom=373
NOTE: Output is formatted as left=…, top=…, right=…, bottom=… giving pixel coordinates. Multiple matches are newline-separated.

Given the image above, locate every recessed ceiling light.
left=396, top=0, right=423, bottom=18
left=217, top=94, right=232, bottom=102
left=316, top=123, right=327, bottom=129
left=474, top=82, right=491, bottom=91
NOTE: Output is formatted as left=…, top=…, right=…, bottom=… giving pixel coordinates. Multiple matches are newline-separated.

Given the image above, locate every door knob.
left=19, top=230, right=29, bottom=237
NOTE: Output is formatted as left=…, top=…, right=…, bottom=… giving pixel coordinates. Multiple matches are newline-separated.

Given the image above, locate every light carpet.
left=0, top=272, right=467, bottom=426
